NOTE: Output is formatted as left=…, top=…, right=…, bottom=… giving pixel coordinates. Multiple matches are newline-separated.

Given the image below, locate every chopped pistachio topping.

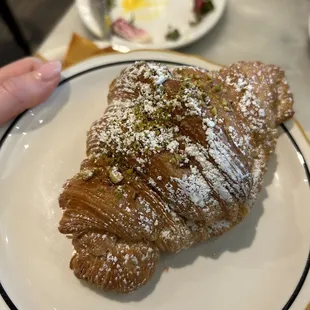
left=108, top=166, right=124, bottom=184
left=80, top=169, right=95, bottom=181
left=211, top=106, right=217, bottom=116
left=126, top=168, right=134, bottom=175
left=213, top=84, right=221, bottom=92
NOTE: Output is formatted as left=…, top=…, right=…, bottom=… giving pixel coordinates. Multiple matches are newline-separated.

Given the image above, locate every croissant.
left=58, top=60, right=294, bottom=293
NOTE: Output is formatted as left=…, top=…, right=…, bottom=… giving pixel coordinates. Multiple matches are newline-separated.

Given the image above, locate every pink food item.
left=194, top=0, right=204, bottom=14
left=111, top=18, right=152, bottom=43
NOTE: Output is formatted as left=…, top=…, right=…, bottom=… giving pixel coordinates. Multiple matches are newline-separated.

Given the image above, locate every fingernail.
left=35, top=60, right=62, bottom=81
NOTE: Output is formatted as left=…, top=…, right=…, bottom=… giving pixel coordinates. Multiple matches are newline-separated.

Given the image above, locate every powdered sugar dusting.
left=60, top=60, right=295, bottom=293
left=172, top=165, right=211, bottom=209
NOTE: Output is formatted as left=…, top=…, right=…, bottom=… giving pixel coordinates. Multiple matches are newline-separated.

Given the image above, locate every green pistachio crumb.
left=211, top=107, right=217, bottom=116
left=213, top=84, right=221, bottom=92
left=115, top=188, right=124, bottom=199
left=126, top=168, right=134, bottom=175
left=81, top=170, right=95, bottom=181
left=170, top=154, right=183, bottom=165
left=108, top=168, right=124, bottom=184
left=166, top=28, right=181, bottom=41
left=169, top=157, right=177, bottom=164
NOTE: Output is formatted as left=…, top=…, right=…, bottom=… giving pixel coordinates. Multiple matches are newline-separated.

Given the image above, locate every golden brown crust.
left=59, top=61, right=294, bottom=293
left=70, top=232, right=159, bottom=293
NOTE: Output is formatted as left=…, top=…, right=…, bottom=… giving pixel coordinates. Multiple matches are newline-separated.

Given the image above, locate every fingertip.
left=0, top=57, right=45, bottom=83
left=34, top=60, right=62, bottom=82
left=0, top=62, right=61, bottom=121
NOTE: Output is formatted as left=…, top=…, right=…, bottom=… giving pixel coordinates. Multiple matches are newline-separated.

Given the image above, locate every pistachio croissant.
left=58, top=61, right=294, bottom=293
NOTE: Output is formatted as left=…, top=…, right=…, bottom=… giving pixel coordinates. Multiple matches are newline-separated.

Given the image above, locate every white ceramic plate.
left=75, top=0, right=227, bottom=49
left=0, top=51, right=310, bottom=310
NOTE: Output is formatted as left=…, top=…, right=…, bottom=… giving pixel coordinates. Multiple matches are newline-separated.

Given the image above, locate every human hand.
left=0, top=57, right=61, bottom=126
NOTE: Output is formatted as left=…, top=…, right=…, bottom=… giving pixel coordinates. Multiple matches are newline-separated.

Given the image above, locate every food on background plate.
left=35, top=33, right=122, bottom=70
left=101, top=0, right=215, bottom=42
left=194, top=0, right=214, bottom=18
left=58, top=60, right=294, bottom=293
left=107, top=0, right=116, bottom=10
left=62, top=33, right=117, bottom=69
left=165, top=27, right=181, bottom=41
left=191, top=0, right=215, bottom=26
left=112, top=18, right=152, bottom=43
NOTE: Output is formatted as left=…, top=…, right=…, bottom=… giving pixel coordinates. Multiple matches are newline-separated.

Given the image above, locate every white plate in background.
left=0, top=51, right=309, bottom=310
left=75, top=0, right=227, bottom=49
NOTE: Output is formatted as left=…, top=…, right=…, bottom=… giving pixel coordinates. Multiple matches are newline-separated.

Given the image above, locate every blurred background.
left=0, top=0, right=72, bottom=66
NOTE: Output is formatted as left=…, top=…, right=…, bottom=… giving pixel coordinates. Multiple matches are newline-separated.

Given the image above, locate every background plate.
left=75, top=0, right=227, bottom=49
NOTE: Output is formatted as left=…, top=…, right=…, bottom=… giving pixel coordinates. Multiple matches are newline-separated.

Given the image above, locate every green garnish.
left=213, top=84, right=221, bottom=92
left=190, top=0, right=215, bottom=27
left=126, top=168, right=134, bottom=175
left=211, top=106, right=217, bottom=116
left=107, top=0, right=115, bottom=10
left=200, top=0, right=214, bottom=15
left=80, top=170, right=95, bottom=181
left=115, top=188, right=124, bottom=199
left=166, top=27, right=181, bottom=41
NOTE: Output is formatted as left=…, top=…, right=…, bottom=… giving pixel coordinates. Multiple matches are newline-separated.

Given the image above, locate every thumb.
left=0, top=60, right=62, bottom=125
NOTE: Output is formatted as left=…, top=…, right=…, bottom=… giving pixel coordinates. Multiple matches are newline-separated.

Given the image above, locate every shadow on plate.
left=79, top=154, right=277, bottom=302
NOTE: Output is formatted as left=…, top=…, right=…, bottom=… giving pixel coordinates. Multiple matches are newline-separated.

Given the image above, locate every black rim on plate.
left=0, top=60, right=309, bottom=310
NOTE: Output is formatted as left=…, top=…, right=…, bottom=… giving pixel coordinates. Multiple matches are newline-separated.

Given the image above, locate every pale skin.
left=0, top=57, right=62, bottom=126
